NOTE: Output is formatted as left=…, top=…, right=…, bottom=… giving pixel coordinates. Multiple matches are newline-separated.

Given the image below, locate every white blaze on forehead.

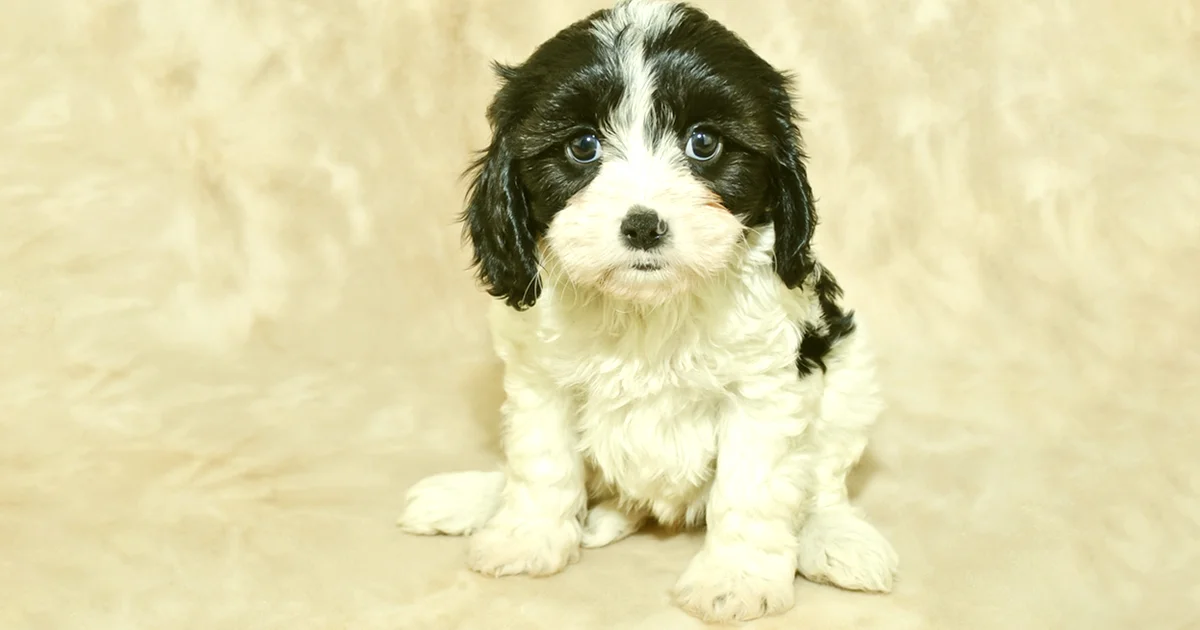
left=591, top=0, right=684, bottom=165
left=592, top=0, right=682, bottom=45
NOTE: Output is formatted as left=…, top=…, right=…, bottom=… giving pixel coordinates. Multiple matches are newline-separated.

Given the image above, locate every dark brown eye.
left=685, top=129, right=722, bottom=161
left=567, top=133, right=602, bottom=164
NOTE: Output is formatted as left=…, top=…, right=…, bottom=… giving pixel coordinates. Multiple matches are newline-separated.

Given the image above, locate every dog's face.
left=462, top=0, right=818, bottom=309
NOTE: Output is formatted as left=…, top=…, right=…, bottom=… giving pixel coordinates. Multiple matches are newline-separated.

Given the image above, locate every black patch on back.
left=795, top=264, right=858, bottom=378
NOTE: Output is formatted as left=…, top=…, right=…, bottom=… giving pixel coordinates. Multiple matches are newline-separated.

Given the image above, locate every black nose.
left=620, top=207, right=668, bottom=250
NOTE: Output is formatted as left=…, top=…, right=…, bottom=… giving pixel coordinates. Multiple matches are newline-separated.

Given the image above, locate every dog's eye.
left=685, top=129, right=722, bottom=161
left=566, top=133, right=602, bottom=164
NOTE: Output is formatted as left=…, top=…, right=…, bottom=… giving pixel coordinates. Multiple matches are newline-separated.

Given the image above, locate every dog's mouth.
left=631, top=262, right=663, bottom=272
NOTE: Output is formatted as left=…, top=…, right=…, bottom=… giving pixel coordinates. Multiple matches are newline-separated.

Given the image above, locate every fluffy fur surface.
left=397, top=2, right=896, bottom=622
left=4, top=0, right=1198, bottom=629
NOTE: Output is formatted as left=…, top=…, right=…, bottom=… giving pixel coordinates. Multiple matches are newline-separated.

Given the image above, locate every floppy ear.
left=461, top=135, right=540, bottom=310
left=460, top=73, right=541, bottom=311
left=764, top=80, right=819, bottom=289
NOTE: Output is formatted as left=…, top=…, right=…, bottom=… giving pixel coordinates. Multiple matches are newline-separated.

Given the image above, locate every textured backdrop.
left=2, top=1, right=1198, bottom=629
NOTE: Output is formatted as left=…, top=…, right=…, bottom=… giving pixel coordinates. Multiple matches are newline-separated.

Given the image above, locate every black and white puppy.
left=399, top=0, right=897, bottom=623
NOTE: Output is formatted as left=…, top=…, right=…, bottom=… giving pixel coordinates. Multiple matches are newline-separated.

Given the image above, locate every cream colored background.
left=2, top=1, right=1197, bottom=628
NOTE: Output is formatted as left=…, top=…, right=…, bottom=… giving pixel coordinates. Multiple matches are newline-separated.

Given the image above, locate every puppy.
left=398, top=0, right=898, bottom=623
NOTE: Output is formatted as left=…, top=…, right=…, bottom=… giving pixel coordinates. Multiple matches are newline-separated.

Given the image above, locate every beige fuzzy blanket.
left=3, top=1, right=1197, bottom=628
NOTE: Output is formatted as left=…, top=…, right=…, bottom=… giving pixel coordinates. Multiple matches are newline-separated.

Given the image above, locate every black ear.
left=764, top=77, right=818, bottom=289
left=460, top=69, right=541, bottom=310
left=461, top=136, right=540, bottom=310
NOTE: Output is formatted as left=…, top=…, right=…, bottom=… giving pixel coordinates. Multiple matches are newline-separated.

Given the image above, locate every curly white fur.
left=399, top=1, right=898, bottom=623
left=399, top=227, right=897, bottom=621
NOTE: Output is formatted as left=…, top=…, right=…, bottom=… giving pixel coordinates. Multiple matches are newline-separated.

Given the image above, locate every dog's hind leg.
left=581, top=497, right=647, bottom=548
left=397, top=471, right=506, bottom=536
left=795, top=323, right=899, bottom=593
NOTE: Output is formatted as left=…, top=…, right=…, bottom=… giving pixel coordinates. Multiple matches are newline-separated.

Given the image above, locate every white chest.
left=489, top=261, right=811, bottom=526
left=543, top=325, right=744, bottom=525
left=577, top=373, right=723, bottom=524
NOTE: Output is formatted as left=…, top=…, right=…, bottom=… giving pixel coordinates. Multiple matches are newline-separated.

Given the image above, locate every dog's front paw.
left=672, top=547, right=797, bottom=624
left=467, top=513, right=581, bottom=578
left=796, top=509, right=898, bottom=593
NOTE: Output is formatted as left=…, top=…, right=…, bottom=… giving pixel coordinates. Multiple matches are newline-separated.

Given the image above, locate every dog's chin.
left=590, top=263, right=693, bottom=306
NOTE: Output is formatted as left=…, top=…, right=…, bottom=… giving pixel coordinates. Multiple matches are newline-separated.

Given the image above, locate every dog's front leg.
left=466, top=364, right=586, bottom=578
left=672, top=374, right=819, bottom=623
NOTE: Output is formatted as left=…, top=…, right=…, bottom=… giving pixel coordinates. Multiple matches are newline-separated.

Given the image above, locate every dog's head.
left=461, top=0, right=818, bottom=309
